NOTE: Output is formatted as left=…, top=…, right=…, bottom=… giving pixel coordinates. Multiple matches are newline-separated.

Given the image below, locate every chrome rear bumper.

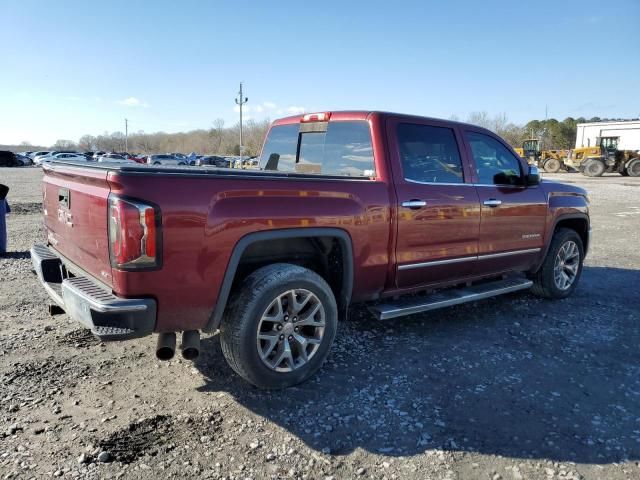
left=30, top=243, right=156, bottom=341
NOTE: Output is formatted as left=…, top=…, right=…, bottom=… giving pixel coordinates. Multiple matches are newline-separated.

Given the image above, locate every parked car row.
left=6, top=149, right=260, bottom=169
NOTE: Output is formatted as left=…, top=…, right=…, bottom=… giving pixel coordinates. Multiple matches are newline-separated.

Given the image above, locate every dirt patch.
left=97, top=415, right=175, bottom=464
left=1, top=358, right=91, bottom=410
left=57, top=329, right=102, bottom=349
left=9, top=202, right=43, bottom=215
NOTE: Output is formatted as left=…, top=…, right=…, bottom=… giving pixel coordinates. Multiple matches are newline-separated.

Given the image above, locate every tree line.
left=69, top=118, right=271, bottom=156
left=6, top=114, right=637, bottom=155
left=459, top=113, right=635, bottom=151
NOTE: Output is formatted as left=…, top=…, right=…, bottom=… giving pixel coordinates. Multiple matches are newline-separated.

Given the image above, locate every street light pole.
left=234, top=82, right=248, bottom=157
left=125, top=118, right=129, bottom=152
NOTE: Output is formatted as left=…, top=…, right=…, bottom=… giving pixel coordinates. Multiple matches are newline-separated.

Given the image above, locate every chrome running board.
left=370, top=277, right=533, bottom=320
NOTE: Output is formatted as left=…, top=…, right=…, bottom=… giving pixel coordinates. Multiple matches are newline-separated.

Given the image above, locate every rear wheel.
left=220, top=263, right=338, bottom=389
left=531, top=228, right=584, bottom=299
left=626, top=158, right=640, bottom=177
left=543, top=158, right=562, bottom=173
left=582, top=158, right=605, bottom=177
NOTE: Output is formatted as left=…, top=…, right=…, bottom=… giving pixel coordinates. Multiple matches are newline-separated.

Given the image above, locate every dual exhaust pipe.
left=156, top=330, right=200, bottom=361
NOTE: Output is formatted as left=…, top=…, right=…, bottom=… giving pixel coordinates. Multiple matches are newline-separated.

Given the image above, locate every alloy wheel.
left=554, top=240, right=580, bottom=290
left=256, top=289, right=325, bottom=372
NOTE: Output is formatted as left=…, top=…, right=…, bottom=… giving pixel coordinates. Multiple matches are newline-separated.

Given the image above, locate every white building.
left=575, top=120, right=640, bottom=151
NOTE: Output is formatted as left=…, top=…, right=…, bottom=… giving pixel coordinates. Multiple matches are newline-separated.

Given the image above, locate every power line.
left=234, top=82, right=248, bottom=156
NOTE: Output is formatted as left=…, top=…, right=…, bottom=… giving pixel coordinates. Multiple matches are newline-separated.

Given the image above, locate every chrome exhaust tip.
left=181, top=330, right=200, bottom=360
left=156, top=332, right=176, bottom=361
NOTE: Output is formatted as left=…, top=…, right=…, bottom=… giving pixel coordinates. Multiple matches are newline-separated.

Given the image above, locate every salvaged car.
left=32, top=111, right=590, bottom=388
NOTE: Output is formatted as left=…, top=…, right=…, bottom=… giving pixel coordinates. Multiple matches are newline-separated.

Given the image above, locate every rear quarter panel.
left=108, top=172, right=392, bottom=332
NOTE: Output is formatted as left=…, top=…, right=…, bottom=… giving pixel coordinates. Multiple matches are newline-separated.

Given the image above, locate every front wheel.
left=543, top=158, right=562, bottom=173
left=582, top=158, right=605, bottom=177
left=220, top=263, right=338, bottom=389
left=531, top=228, right=584, bottom=299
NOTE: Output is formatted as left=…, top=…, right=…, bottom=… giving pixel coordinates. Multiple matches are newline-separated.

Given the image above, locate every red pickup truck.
left=32, top=111, right=590, bottom=389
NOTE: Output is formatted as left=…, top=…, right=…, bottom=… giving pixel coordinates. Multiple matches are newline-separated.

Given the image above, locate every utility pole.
left=125, top=118, right=129, bottom=152
left=234, top=82, right=248, bottom=157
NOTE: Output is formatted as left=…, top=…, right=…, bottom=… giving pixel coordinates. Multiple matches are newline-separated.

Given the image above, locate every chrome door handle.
left=401, top=200, right=427, bottom=209
left=483, top=199, right=502, bottom=207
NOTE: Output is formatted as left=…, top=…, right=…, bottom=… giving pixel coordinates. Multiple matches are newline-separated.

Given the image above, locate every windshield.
left=523, top=139, right=539, bottom=152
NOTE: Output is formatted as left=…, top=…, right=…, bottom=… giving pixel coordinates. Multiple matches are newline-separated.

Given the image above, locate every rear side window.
left=260, top=124, right=298, bottom=171
left=396, top=123, right=464, bottom=183
left=260, top=121, right=375, bottom=177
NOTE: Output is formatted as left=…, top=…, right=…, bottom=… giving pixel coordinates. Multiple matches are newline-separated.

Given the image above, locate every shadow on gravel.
left=195, top=266, right=640, bottom=464
left=0, top=251, right=31, bottom=259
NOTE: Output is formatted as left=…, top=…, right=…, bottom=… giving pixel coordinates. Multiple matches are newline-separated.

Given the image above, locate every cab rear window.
left=259, top=121, right=375, bottom=177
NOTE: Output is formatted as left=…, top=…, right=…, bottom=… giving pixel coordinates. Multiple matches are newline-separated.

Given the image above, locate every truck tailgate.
left=42, top=163, right=113, bottom=286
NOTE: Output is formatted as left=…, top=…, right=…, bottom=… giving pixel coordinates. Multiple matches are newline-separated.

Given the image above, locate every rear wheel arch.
left=204, top=228, right=354, bottom=332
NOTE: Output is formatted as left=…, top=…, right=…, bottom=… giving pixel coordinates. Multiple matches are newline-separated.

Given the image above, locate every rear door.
left=388, top=117, right=481, bottom=288
left=462, top=129, right=547, bottom=274
left=42, top=163, right=113, bottom=285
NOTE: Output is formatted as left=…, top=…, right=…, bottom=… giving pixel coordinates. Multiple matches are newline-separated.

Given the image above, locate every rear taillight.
left=108, top=195, right=161, bottom=269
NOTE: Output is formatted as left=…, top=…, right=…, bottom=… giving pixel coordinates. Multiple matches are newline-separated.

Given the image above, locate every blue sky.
left=1, top=0, right=639, bottom=146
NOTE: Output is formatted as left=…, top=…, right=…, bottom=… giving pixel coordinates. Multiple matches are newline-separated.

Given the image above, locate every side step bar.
left=369, top=277, right=533, bottom=320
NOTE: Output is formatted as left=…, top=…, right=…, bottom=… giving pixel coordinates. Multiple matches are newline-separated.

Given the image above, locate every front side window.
left=260, top=121, right=375, bottom=177
left=467, top=131, right=523, bottom=186
left=396, top=123, right=464, bottom=183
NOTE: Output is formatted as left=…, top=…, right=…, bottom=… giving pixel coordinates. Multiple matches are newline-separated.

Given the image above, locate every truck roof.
left=272, top=110, right=484, bottom=130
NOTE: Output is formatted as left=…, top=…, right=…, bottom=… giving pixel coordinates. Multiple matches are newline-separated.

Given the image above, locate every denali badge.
left=522, top=233, right=541, bottom=239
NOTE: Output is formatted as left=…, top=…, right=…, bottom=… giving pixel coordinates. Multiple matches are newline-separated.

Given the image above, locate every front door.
left=389, top=118, right=481, bottom=288
left=463, top=129, right=547, bottom=275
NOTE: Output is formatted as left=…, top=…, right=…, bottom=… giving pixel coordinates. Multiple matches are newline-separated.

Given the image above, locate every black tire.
left=543, top=158, right=562, bottom=173
left=582, top=158, right=605, bottom=177
left=220, top=263, right=338, bottom=389
left=153, top=162, right=161, bottom=165
left=626, top=159, right=640, bottom=177
left=531, top=228, right=584, bottom=299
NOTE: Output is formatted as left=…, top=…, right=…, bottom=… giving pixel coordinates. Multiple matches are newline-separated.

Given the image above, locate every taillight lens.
left=108, top=195, right=161, bottom=269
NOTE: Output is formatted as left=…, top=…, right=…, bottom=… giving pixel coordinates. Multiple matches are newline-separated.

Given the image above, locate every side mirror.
left=526, top=164, right=541, bottom=186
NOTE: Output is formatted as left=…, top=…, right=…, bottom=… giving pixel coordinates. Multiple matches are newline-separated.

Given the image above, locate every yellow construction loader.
left=514, top=139, right=568, bottom=173
left=565, top=137, right=640, bottom=177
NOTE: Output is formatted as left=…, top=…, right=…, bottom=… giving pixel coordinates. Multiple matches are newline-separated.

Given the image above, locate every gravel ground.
left=1, top=167, right=639, bottom=480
